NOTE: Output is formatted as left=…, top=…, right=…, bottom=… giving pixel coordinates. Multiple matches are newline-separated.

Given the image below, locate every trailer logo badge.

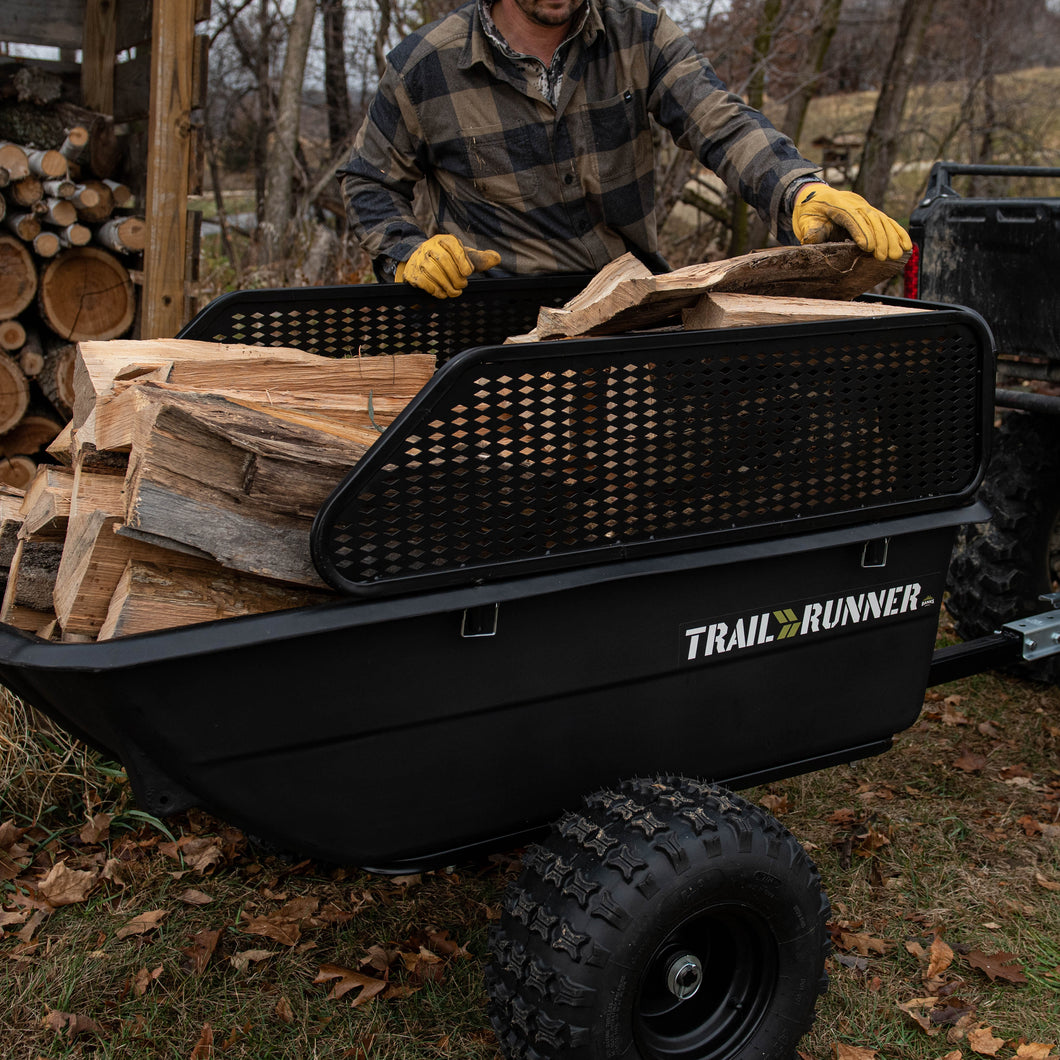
left=683, top=581, right=925, bottom=662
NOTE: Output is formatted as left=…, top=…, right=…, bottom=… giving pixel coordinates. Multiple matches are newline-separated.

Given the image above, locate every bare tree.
left=852, top=0, right=938, bottom=205
left=780, top=0, right=845, bottom=146
left=322, top=0, right=354, bottom=155
left=261, top=0, right=318, bottom=264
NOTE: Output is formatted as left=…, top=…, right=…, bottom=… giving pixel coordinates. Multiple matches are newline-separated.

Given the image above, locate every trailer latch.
left=861, top=538, right=890, bottom=568
left=461, top=603, right=499, bottom=638
left=1004, top=595, right=1060, bottom=662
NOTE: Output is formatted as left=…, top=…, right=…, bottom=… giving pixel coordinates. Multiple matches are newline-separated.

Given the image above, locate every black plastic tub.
left=0, top=281, right=994, bottom=871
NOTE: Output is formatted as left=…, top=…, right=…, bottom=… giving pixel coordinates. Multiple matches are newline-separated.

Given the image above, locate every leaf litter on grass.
left=2, top=633, right=1059, bottom=1058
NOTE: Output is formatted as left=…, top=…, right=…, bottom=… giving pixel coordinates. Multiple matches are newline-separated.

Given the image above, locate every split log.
left=18, top=466, right=74, bottom=540
left=0, top=143, right=30, bottom=183
left=95, top=216, right=145, bottom=254
left=510, top=244, right=908, bottom=341
left=0, top=537, right=62, bottom=631
left=0, top=455, right=37, bottom=490
left=98, top=559, right=332, bottom=641
left=0, top=234, right=37, bottom=319
left=39, top=341, right=78, bottom=419
left=120, top=385, right=381, bottom=587
left=4, top=212, right=41, bottom=242
left=681, top=292, right=930, bottom=330
left=0, top=348, right=30, bottom=433
left=38, top=247, right=135, bottom=341
left=0, top=320, right=27, bottom=352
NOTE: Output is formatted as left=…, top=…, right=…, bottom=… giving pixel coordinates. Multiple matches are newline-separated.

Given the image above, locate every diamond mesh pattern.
left=315, top=315, right=988, bottom=594
left=178, top=279, right=588, bottom=362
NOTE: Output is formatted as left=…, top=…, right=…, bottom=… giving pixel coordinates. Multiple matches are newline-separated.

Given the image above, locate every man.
left=340, top=0, right=910, bottom=299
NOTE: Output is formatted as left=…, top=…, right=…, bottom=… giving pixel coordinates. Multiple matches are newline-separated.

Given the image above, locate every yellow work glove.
left=394, top=234, right=501, bottom=298
left=792, top=184, right=911, bottom=262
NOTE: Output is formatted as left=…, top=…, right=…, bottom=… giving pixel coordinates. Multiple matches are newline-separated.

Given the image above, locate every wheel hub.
left=665, top=953, right=703, bottom=1000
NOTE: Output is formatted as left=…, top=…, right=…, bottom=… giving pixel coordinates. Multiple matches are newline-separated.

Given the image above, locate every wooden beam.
left=0, top=2, right=83, bottom=50
left=82, top=0, right=118, bottom=117
left=142, top=0, right=195, bottom=338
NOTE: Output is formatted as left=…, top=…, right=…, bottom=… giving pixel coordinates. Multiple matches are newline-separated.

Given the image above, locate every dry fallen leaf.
left=43, top=1009, right=103, bottom=1038
left=116, top=909, right=169, bottom=939
left=275, top=996, right=294, bottom=1023
left=1033, top=872, right=1060, bottom=892
left=179, top=888, right=214, bottom=906
left=38, top=861, right=98, bottom=907
left=968, top=1026, right=1005, bottom=1056
left=229, top=948, right=275, bottom=973
left=834, top=1045, right=878, bottom=1059
left=182, top=927, right=222, bottom=975
left=1014, top=1045, right=1058, bottom=1060
left=965, top=949, right=1028, bottom=985
left=899, top=997, right=945, bottom=1035
left=79, top=813, right=112, bottom=845
left=954, top=751, right=988, bottom=773
left=132, top=964, right=164, bottom=998
left=926, top=935, right=956, bottom=981
left=190, top=1021, right=214, bottom=1059
left=314, top=963, right=388, bottom=1006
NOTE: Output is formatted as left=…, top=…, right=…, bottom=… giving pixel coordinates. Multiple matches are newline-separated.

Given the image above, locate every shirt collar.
left=461, top=0, right=601, bottom=71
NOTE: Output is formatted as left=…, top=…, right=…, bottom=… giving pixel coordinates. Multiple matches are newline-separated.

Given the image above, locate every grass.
left=2, top=613, right=1058, bottom=1059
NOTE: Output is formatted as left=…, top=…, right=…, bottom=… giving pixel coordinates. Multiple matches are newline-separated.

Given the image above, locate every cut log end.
left=39, top=248, right=135, bottom=341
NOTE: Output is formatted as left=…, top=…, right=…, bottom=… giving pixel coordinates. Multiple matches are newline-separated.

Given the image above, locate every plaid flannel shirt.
left=339, top=0, right=821, bottom=277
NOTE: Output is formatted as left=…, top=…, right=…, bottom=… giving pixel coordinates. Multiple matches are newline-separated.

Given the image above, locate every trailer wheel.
left=486, top=777, right=829, bottom=1060
left=946, top=411, right=1060, bottom=683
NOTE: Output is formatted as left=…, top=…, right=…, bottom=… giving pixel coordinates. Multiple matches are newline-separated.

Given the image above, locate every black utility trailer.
left=0, top=280, right=1053, bottom=1060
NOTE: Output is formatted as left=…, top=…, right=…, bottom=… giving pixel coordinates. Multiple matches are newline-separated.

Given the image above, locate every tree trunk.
left=322, top=0, right=354, bottom=155
left=852, top=0, right=938, bottom=206
left=260, top=0, right=317, bottom=265
left=780, top=0, right=845, bottom=148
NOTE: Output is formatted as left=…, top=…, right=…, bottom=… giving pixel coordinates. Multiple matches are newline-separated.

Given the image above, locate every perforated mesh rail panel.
left=177, top=278, right=590, bottom=361
left=312, top=311, right=991, bottom=595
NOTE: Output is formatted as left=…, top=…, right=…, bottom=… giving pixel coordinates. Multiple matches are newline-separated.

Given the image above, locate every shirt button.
left=564, top=173, right=574, bottom=185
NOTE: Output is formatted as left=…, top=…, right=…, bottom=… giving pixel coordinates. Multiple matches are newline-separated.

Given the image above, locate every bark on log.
left=74, top=181, right=114, bottom=223
left=39, top=248, right=135, bottom=341
left=59, top=127, right=89, bottom=162
left=0, top=234, right=37, bottom=318
left=28, top=149, right=67, bottom=179
left=95, top=216, right=145, bottom=254
left=102, top=179, right=132, bottom=208
left=0, top=537, right=62, bottom=631
left=39, top=340, right=78, bottom=419
left=0, top=103, right=122, bottom=179
left=42, top=178, right=76, bottom=200
left=0, top=143, right=30, bottom=183
left=43, top=198, right=77, bottom=227
left=4, top=212, right=41, bottom=241
left=58, top=223, right=92, bottom=249
left=0, top=355, right=31, bottom=434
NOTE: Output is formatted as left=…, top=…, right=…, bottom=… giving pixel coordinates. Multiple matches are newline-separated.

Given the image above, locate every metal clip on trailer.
left=1, top=278, right=1057, bottom=1060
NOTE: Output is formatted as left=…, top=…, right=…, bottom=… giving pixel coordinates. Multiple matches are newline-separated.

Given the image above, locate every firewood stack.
left=1, top=115, right=143, bottom=491
left=0, top=340, right=437, bottom=641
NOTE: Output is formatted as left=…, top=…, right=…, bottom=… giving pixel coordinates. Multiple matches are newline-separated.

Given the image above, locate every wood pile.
left=0, top=340, right=436, bottom=641
left=0, top=109, right=143, bottom=491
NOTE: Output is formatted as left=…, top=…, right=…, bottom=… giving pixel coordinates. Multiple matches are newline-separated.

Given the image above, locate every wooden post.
left=82, top=0, right=119, bottom=116
left=143, top=0, right=195, bottom=339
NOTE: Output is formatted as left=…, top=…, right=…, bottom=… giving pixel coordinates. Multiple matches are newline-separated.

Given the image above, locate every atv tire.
left=486, top=777, right=830, bottom=1060
left=946, top=411, right=1060, bottom=683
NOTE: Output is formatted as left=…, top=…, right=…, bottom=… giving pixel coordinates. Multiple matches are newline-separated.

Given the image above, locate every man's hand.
left=792, top=184, right=911, bottom=262
left=395, top=235, right=501, bottom=298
